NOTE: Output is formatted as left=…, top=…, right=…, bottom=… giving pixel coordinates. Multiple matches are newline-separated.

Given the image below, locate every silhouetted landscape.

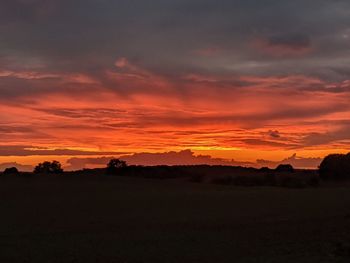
left=1, top=153, right=350, bottom=262
left=2, top=0, right=350, bottom=262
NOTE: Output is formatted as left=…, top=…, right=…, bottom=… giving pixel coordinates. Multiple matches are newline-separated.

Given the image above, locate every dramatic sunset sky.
left=1, top=0, right=350, bottom=170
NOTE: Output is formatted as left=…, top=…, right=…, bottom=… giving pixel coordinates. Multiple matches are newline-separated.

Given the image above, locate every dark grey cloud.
left=1, top=0, right=350, bottom=81
left=254, top=33, right=312, bottom=57
left=267, top=34, right=311, bottom=50
left=0, top=0, right=56, bottom=24
left=268, top=130, right=281, bottom=138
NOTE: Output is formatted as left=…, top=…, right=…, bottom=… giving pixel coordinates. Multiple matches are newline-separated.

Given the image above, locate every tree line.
left=1, top=153, right=350, bottom=182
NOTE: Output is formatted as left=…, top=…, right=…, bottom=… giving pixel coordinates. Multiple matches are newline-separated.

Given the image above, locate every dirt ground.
left=0, top=175, right=350, bottom=262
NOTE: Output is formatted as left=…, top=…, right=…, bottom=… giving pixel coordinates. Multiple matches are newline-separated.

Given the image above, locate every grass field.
left=1, top=175, right=350, bottom=262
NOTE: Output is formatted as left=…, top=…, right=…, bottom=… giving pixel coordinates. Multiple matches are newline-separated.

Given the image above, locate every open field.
left=1, top=175, right=350, bottom=262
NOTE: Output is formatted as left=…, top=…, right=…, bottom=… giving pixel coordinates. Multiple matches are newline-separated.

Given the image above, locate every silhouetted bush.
left=106, top=159, right=127, bottom=175
left=274, top=170, right=319, bottom=188
left=263, top=173, right=277, bottom=186
left=276, top=174, right=305, bottom=188
left=140, top=166, right=183, bottom=179
left=3, top=167, right=19, bottom=175
left=308, top=175, right=320, bottom=187
left=232, top=174, right=273, bottom=186
left=211, top=175, right=233, bottom=185
left=299, top=170, right=320, bottom=187
left=34, top=161, right=63, bottom=174
left=233, top=175, right=253, bottom=186
left=319, top=153, right=350, bottom=180
left=276, top=164, right=294, bottom=173
left=189, top=173, right=205, bottom=183
left=259, top=167, right=271, bottom=173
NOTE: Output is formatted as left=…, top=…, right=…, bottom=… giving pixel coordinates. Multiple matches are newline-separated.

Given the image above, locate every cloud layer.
left=64, top=150, right=322, bottom=171
left=1, top=1, right=350, bottom=167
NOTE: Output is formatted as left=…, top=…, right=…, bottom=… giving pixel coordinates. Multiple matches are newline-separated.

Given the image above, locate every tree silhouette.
left=319, top=153, right=350, bottom=180
left=275, top=164, right=294, bottom=173
left=34, top=161, right=63, bottom=174
left=3, top=167, right=19, bottom=175
left=106, top=159, right=127, bottom=175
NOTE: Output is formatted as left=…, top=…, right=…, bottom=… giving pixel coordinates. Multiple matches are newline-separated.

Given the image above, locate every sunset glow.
left=1, top=1, right=350, bottom=170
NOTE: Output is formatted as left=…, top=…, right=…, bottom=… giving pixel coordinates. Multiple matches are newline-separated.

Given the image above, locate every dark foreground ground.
left=1, top=175, right=350, bottom=263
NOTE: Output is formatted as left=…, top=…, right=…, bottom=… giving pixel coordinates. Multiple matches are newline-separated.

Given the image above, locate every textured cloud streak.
left=0, top=62, right=349, bottom=165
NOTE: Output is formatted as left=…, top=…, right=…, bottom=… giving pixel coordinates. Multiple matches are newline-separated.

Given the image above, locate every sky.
left=1, top=0, right=350, bottom=170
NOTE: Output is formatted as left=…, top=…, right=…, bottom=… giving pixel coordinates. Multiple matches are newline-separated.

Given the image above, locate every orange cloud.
left=0, top=61, right=349, bottom=167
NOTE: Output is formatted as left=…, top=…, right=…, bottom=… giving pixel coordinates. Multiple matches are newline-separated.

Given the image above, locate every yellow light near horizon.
left=191, top=146, right=242, bottom=151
